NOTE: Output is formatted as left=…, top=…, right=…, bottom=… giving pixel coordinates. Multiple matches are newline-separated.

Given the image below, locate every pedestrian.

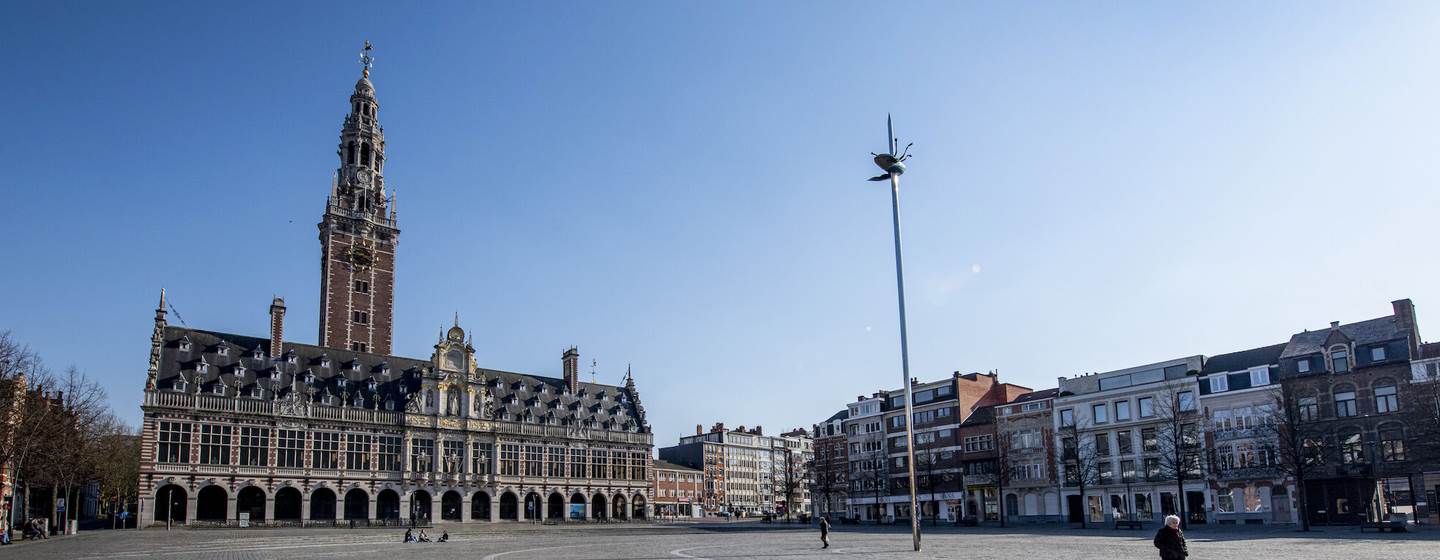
left=1153, top=515, right=1188, bottom=560
left=403, top=528, right=414, bottom=543
left=819, top=516, right=831, bottom=549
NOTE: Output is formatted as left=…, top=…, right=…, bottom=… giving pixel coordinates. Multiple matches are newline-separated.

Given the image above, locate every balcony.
left=1212, top=427, right=1263, bottom=443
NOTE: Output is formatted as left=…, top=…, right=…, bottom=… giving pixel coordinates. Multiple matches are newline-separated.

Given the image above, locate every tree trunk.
left=1296, top=471, right=1310, bottom=531
left=1078, top=485, right=1086, bottom=529
left=1176, top=476, right=1186, bottom=529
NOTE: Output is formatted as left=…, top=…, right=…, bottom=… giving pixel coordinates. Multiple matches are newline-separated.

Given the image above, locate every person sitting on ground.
left=418, top=529, right=431, bottom=542
left=1153, top=515, right=1188, bottom=560
left=403, top=528, right=415, bottom=543
left=438, top=531, right=449, bottom=543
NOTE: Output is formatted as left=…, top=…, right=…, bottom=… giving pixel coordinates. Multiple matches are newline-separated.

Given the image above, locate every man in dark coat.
left=819, top=516, right=831, bottom=549
left=1153, top=515, right=1188, bottom=560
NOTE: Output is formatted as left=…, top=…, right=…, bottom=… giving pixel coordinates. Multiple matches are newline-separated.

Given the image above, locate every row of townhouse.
left=811, top=299, right=1439, bottom=527
left=657, top=424, right=813, bottom=517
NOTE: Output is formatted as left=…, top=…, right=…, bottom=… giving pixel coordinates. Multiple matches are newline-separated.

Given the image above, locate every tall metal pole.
left=890, top=169, right=922, bottom=552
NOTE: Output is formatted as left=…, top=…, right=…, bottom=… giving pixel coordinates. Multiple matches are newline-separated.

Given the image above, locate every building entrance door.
left=1271, top=486, right=1290, bottom=523
left=1066, top=495, right=1082, bottom=523
left=1186, top=491, right=1207, bottom=524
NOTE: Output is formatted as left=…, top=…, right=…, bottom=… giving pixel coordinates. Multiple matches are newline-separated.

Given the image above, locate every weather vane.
left=868, top=114, right=913, bottom=182
left=360, top=40, right=375, bottom=77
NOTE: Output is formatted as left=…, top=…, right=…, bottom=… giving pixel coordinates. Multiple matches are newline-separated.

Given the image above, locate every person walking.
left=819, top=516, right=831, bottom=549
left=1153, top=515, right=1188, bottom=560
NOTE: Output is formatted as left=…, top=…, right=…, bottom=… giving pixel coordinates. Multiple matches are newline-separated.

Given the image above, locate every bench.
left=1360, top=521, right=1407, bottom=533
left=1114, top=520, right=1144, bottom=530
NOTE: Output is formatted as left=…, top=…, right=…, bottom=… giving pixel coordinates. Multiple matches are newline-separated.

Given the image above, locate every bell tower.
left=318, top=41, right=398, bottom=355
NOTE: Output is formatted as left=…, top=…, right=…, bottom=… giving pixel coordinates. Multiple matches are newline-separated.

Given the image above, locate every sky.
left=1, top=1, right=1438, bottom=446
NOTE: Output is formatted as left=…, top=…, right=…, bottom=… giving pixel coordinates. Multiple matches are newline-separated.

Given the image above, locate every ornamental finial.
left=360, top=40, right=374, bottom=78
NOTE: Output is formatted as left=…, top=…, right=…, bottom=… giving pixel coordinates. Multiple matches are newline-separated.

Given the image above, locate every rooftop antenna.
left=590, top=359, right=597, bottom=384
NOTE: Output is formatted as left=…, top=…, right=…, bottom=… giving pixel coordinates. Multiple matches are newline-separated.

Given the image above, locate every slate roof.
left=1201, top=343, right=1286, bottom=374
left=1279, top=316, right=1409, bottom=359
left=653, top=459, right=702, bottom=473
left=1421, top=342, right=1440, bottom=360
left=154, top=326, right=647, bottom=431
left=959, top=405, right=995, bottom=427
left=823, top=409, right=850, bottom=423
left=1007, top=388, right=1058, bottom=404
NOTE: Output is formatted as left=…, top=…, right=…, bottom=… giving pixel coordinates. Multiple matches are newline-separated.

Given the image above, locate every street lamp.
left=867, top=115, right=920, bottom=552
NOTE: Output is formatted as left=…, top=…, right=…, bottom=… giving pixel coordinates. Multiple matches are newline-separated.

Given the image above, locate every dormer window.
left=196, top=360, right=209, bottom=374
left=286, top=353, right=297, bottom=365
left=379, top=364, right=390, bottom=376
left=178, top=338, right=192, bottom=352
left=337, top=378, right=348, bottom=388
left=320, top=356, right=331, bottom=368
left=217, top=345, right=229, bottom=357
left=234, top=364, right=247, bottom=376
left=249, top=386, right=262, bottom=398
left=322, top=394, right=334, bottom=406
left=1370, top=346, right=1387, bottom=362
left=174, top=380, right=188, bottom=392
left=1297, top=358, right=1311, bottom=373
left=211, top=384, right=225, bottom=395
left=350, top=361, right=361, bottom=372
left=385, top=400, right=395, bottom=411
left=304, top=373, right=316, bottom=385
left=253, top=348, right=265, bottom=360
left=1329, top=346, right=1350, bottom=373
left=368, top=380, right=378, bottom=391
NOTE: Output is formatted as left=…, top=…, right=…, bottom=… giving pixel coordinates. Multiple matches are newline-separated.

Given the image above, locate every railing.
left=1212, top=427, right=1262, bottom=443
left=144, top=391, right=401, bottom=425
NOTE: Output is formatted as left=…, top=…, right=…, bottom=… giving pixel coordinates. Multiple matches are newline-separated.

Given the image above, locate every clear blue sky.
left=2, top=1, right=1437, bottom=446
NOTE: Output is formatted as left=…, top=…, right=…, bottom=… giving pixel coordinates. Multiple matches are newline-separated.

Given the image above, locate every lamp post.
left=867, top=115, right=920, bottom=551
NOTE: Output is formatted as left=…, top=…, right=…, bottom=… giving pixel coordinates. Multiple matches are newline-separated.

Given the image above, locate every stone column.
left=226, top=491, right=238, bottom=522
left=429, top=488, right=441, bottom=524
left=140, top=494, right=155, bottom=527
left=301, top=493, right=311, bottom=521
left=400, top=493, right=411, bottom=525
left=185, top=493, right=198, bottom=525
left=264, top=496, right=275, bottom=524
left=369, top=494, right=379, bottom=523
left=488, top=493, right=498, bottom=522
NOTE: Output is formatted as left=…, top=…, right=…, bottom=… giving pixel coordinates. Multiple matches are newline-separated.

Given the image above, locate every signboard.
left=239, top=512, right=250, bottom=528
left=569, top=504, right=586, bottom=520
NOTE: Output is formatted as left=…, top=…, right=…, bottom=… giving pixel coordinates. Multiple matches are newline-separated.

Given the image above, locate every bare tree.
left=914, top=449, right=943, bottom=526
left=1255, top=382, right=1326, bottom=531
left=36, top=367, right=110, bottom=534
left=1404, top=367, right=1440, bottom=477
left=89, top=416, right=139, bottom=529
left=1058, top=421, right=1101, bottom=528
left=1152, top=380, right=1204, bottom=528
left=995, top=432, right=1014, bottom=527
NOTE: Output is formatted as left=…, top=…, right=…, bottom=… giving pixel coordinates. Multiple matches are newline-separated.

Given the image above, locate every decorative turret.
left=145, top=288, right=167, bottom=391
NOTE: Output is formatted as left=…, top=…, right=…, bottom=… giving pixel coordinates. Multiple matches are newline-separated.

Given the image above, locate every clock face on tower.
left=346, top=246, right=373, bottom=270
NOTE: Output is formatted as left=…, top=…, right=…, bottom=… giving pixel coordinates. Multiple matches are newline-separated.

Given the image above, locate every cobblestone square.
left=3, top=523, right=1438, bottom=560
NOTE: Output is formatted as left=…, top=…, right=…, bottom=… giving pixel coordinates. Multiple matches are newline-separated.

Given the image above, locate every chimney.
left=754, top=425, right=763, bottom=436
left=696, top=424, right=703, bottom=436
left=562, top=346, right=579, bottom=393
left=712, top=422, right=725, bottom=433
left=1330, top=321, right=1340, bottom=329
left=1393, top=299, right=1420, bottom=355
left=268, top=297, right=286, bottom=358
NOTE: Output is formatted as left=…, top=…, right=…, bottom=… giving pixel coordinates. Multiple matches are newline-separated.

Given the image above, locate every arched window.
left=361, top=142, right=372, bottom=167
left=1332, top=385, right=1357, bottom=418
left=1374, top=379, right=1398, bottom=414
left=1329, top=345, right=1350, bottom=373
left=1338, top=428, right=1364, bottom=464
left=1379, top=424, right=1406, bottom=461
left=347, top=142, right=357, bottom=165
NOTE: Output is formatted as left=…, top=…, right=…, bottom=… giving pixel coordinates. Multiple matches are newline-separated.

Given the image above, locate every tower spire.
left=318, top=44, right=399, bottom=356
